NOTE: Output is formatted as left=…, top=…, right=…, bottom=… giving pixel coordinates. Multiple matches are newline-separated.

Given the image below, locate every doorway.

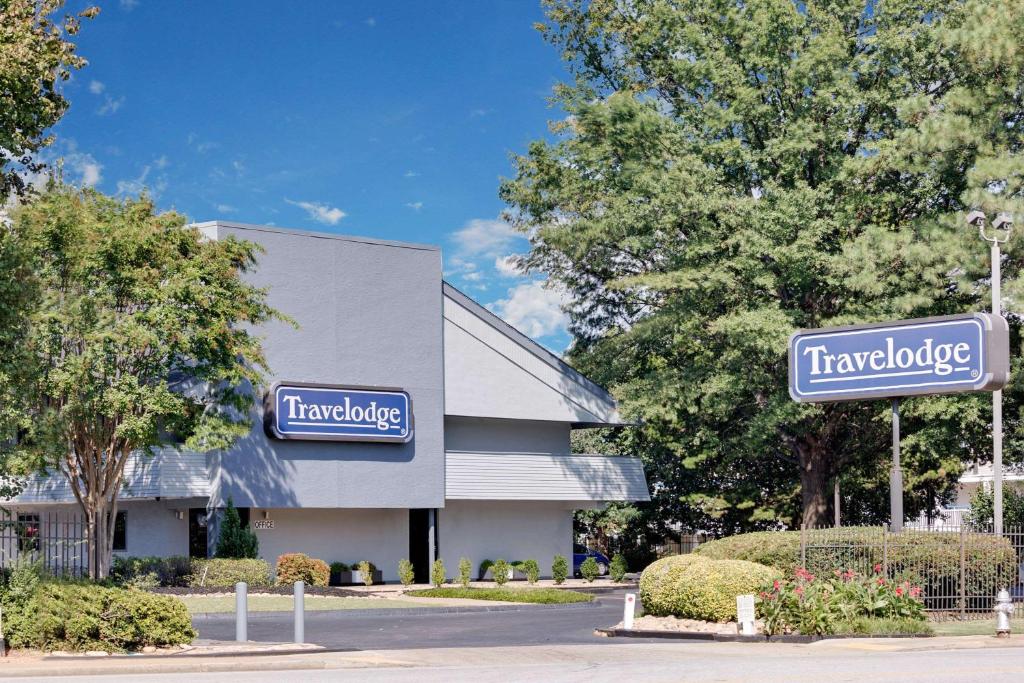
left=409, top=509, right=431, bottom=583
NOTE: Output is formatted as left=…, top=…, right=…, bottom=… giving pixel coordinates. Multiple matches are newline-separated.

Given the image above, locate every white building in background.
left=908, top=463, right=1024, bottom=530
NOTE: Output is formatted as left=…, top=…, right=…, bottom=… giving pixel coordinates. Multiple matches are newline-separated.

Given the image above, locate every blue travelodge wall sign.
left=789, top=313, right=1009, bottom=403
left=264, top=382, right=413, bottom=443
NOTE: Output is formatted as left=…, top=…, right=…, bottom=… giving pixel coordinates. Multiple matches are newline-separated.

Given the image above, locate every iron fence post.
left=800, top=524, right=806, bottom=568
left=882, top=526, right=888, bottom=576
left=959, top=525, right=967, bottom=619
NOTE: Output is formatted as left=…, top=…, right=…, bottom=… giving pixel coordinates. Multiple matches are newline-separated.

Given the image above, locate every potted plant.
left=351, top=560, right=382, bottom=585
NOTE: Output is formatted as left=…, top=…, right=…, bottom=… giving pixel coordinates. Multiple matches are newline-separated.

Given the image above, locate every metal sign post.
left=890, top=399, right=903, bottom=532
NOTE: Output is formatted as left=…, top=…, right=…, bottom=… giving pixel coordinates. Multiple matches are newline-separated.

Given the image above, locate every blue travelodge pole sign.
left=264, top=382, right=413, bottom=443
left=788, top=313, right=1009, bottom=532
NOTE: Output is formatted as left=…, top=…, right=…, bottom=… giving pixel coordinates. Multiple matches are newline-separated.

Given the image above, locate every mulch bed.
left=148, top=585, right=366, bottom=597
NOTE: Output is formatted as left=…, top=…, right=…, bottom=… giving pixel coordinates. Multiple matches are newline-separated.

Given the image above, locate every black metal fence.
left=800, top=525, right=1024, bottom=620
left=0, top=508, right=88, bottom=578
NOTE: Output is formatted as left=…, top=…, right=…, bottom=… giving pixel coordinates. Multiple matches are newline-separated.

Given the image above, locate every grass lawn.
left=930, top=619, right=1024, bottom=636
left=178, top=594, right=427, bottom=614
left=405, top=587, right=594, bottom=604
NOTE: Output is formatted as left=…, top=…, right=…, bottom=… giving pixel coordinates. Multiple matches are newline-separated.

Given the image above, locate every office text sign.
left=789, top=313, right=1008, bottom=403
left=265, top=383, right=412, bottom=442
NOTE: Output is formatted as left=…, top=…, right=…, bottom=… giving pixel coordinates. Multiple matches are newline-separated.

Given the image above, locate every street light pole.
left=968, top=210, right=1012, bottom=535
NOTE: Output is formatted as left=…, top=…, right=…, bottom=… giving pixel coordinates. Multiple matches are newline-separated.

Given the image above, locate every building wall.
left=444, top=416, right=569, bottom=454
left=250, top=507, right=409, bottom=582
left=439, top=500, right=573, bottom=578
left=200, top=223, right=446, bottom=510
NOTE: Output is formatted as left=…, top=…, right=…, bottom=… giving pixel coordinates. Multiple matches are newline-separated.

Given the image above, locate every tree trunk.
left=799, top=441, right=832, bottom=529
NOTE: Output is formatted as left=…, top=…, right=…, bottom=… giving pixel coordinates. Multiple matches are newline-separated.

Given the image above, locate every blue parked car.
left=573, top=543, right=610, bottom=577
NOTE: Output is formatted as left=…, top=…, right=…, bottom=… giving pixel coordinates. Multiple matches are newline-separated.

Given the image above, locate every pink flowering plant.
left=758, top=564, right=924, bottom=635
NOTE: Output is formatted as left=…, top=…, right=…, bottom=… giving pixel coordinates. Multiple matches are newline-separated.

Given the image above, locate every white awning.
left=445, top=451, right=649, bottom=502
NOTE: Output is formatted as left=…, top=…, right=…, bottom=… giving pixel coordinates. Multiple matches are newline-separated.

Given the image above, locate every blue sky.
left=50, top=0, right=572, bottom=350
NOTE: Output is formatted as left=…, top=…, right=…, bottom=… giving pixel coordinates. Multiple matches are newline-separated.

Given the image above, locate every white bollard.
left=235, top=581, right=248, bottom=642
left=294, top=580, right=305, bottom=644
left=623, top=592, right=637, bottom=630
left=736, top=594, right=756, bottom=636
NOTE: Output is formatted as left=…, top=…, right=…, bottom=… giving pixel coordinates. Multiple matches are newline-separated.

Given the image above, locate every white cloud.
left=97, top=95, right=125, bottom=116
left=216, top=203, right=237, bottom=214
left=404, top=170, right=419, bottom=178
left=405, top=201, right=423, bottom=211
left=153, top=155, right=169, bottom=169
left=88, top=80, right=105, bottom=95
left=285, top=199, right=347, bottom=225
left=470, top=108, right=492, bottom=118
left=365, top=17, right=376, bottom=27
left=64, top=153, right=102, bottom=187
left=450, top=218, right=524, bottom=259
left=120, top=0, right=139, bottom=10
left=494, top=254, right=524, bottom=277
left=232, top=160, right=245, bottom=174
left=488, top=281, right=568, bottom=339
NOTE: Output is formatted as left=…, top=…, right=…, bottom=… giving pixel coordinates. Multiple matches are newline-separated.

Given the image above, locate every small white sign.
left=623, top=592, right=636, bottom=630
left=736, top=594, right=756, bottom=635
left=253, top=520, right=274, bottom=530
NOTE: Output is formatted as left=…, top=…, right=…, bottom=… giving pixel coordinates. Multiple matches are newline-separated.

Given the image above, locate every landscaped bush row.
left=111, top=554, right=381, bottom=588
left=406, top=587, right=593, bottom=604
left=693, top=527, right=1017, bottom=602
left=1, top=563, right=195, bottom=652
left=640, top=554, right=781, bottom=622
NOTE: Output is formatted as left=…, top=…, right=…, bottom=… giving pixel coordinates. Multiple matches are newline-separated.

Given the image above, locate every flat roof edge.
left=192, top=221, right=440, bottom=252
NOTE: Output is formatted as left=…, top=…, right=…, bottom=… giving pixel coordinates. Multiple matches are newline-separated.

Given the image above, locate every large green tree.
left=0, top=0, right=97, bottom=202
left=0, top=186, right=282, bottom=577
left=504, top=0, right=1024, bottom=529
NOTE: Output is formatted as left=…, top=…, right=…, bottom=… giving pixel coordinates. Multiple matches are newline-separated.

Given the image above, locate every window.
left=112, top=511, right=127, bottom=552
left=17, top=513, right=40, bottom=553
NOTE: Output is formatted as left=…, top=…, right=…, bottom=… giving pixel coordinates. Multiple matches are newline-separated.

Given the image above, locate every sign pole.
left=890, top=398, right=903, bottom=533
left=992, top=241, right=1004, bottom=536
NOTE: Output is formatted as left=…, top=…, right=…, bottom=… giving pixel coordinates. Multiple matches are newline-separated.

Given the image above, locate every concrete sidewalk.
left=0, top=634, right=1021, bottom=679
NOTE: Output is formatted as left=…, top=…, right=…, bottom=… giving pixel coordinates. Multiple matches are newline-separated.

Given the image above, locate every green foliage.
left=275, top=553, right=329, bottom=587
left=831, top=617, right=933, bottom=637
left=695, top=527, right=1017, bottom=601
left=491, top=559, right=510, bottom=586
left=458, top=557, right=472, bottom=588
left=5, top=558, right=43, bottom=603
left=430, top=559, right=446, bottom=588
left=189, top=558, right=271, bottom=588
left=214, top=499, right=259, bottom=559
left=759, top=567, right=926, bottom=636
left=579, top=557, right=600, bottom=583
left=610, top=554, right=629, bottom=583
left=504, top=0, right=1024, bottom=531
left=398, top=559, right=415, bottom=586
left=406, top=587, right=593, bottom=604
left=640, top=555, right=781, bottom=622
left=0, top=187, right=284, bottom=578
left=112, top=556, right=192, bottom=588
left=0, top=0, right=97, bottom=201
left=967, top=485, right=1024, bottom=528
left=3, top=582, right=195, bottom=652
left=552, top=555, right=569, bottom=585
left=520, top=559, right=540, bottom=584
left=330, top=562, right=350, bottom=573
left=356, top=560, right=375, bottom=587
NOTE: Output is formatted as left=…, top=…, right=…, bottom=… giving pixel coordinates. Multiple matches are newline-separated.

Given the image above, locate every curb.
left=192, top=600, right=601, bottom=621
left=594, top=628, right=935, bottom=642
left=42, top=646, right=358, bottom=661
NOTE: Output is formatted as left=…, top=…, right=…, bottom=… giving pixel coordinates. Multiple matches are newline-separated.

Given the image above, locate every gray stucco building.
left=6, top=222, right=648, bottom=581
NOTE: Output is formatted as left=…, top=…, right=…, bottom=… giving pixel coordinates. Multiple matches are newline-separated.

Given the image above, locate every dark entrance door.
left=189, top=508, right=208, bottom=558
left=408, top=509, right=430, bottom=583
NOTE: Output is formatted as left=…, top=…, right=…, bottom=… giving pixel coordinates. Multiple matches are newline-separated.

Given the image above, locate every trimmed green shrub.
left=356, top=560, right=375, bottom=586
left=189, top=558, right=271, bottom=587
left=694, top=527, right=1017, bottom=605
left=640, top=554, right=781, bottom=622
left=407, top=587, right=593, bottom=604
left=521, top=559, right=540, bottom=584
left=112, top=556, right=191, bottom=588
left=329, top=562, right=350, bottom=586
left=431, top=559, right=446, bottom=588
left=491, top=559, right=510, bottom=586
left=610, top=554, right=628, bottom=582
left=580, top=557, right=600, bottom=582
left=214, top=498, right=259, bottom=559
left=3, top=582, right=195, bottom=652
left=552, top=554, right=568, bottom=585
left=276, top=553, right=329, bottom=587
left=398, top=559, right=415, bottom=586
left=458, top=557, right=472, bottom=587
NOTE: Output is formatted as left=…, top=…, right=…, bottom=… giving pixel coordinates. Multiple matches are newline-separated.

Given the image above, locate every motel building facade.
left=4, top=222, right=649, bottom=582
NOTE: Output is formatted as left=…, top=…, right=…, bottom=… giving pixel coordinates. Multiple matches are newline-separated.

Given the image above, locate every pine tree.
left=215, top=498, right=259, bottom=559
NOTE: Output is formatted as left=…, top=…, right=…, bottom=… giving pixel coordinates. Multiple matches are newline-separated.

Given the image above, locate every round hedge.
left=639, top=554, right=781, bottom=622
